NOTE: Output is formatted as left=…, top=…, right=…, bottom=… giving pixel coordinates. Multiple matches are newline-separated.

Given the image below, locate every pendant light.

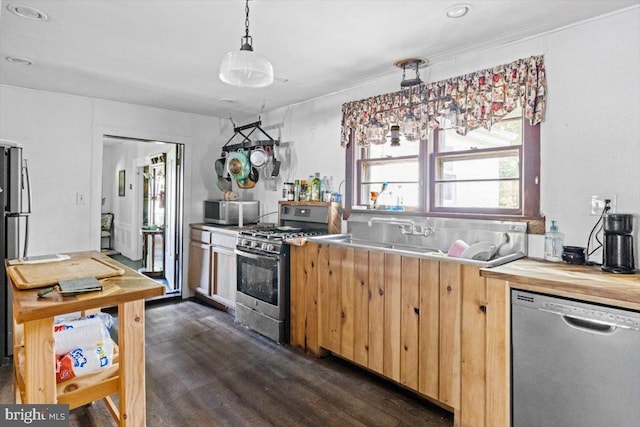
left=219, top=0, right=274, bottom=88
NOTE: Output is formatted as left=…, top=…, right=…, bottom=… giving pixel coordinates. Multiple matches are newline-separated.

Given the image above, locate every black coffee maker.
left=602, top=213, right=636, bottom=274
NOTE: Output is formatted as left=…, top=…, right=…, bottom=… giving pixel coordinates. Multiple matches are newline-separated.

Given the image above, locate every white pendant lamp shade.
left=219, top=49, right=273, bottom=88
left=219, top=0, right=273, bottom=88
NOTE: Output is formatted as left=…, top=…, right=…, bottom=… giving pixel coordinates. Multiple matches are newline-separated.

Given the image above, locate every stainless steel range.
left=235, top=202, right=337, bottom=343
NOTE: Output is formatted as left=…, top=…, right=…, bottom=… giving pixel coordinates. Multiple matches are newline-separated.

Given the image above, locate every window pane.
left=435, top=180, right=519, bottom=209
left=436, top=150, right=520, bottom=181
left=361, top=183, right=419, bottom=208
left=438, top=109, right=522, bottom=153
left=367, top=137, right=419, bottom=158
left=362, top=159, right=419, bottom=183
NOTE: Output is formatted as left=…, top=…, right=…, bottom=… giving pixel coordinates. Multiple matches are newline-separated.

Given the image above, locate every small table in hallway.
left=140, top=227, right=164, bottom=278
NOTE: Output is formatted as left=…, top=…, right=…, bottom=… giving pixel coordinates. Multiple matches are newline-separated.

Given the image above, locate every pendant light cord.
left=244, top=0, right=250, bottom=39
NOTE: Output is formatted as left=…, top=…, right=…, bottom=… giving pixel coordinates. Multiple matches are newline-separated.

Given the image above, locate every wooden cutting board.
left=7, top=256, right=125, bottom=290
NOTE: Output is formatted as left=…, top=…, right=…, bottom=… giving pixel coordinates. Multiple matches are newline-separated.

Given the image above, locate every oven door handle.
left=235, top=248, right=280, bottom=261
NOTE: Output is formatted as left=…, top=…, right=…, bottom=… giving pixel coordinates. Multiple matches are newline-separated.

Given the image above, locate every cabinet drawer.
left=211, top=232, right=237, bottom=250
left=190, top=228, right=212, bottom=244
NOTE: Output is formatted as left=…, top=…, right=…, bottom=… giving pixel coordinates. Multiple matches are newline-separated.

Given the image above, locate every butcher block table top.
left=481, top=257, right=640, bottom=310
left=7, top=254, right=125, bottom=289
left=10, top=250, right=165, bottom=323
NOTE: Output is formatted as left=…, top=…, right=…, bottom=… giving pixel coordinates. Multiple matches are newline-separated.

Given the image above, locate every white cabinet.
left=188, top=224, right=238, bottom=312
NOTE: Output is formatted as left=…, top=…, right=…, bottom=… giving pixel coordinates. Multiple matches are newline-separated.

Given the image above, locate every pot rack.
left=221, top=119, right=281, bottom=177
left=222, top=120, right=280, bottom=152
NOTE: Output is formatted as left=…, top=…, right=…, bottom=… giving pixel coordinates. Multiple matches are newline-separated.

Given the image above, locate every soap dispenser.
left=544, top=220, right=564, bottom=262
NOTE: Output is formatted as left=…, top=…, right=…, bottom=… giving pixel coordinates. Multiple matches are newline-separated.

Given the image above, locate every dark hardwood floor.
left=0, top=299, right=454, bottom=426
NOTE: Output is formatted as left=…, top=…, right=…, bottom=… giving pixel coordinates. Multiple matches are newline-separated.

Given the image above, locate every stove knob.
left=250, top=241, right=259, bottom=248
left=260, top=243, right=269, bottom=251
left=240, top=239, right=248, bottom=246
left=266, top=244, right=276, bottom=252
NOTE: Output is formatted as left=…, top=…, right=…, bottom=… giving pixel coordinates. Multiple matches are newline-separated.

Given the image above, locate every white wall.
left=0, top=86, right=225, bottom=297
left=230, top=7, right=640, bottom=259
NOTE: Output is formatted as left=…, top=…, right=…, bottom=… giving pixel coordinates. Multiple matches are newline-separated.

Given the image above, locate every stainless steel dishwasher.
left=511, top=289, right=640, bottom=427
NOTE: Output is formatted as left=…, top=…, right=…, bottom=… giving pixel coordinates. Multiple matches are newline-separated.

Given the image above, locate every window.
left=347, top=106, right=540, bottom=220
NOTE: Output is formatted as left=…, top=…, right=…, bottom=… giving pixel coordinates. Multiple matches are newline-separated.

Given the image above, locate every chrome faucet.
left=367, top=217, right=415, bottom=235
left=367, top=217, right=434, bottom=237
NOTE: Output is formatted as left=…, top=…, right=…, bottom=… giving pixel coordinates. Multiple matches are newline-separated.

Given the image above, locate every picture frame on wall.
left=118, top=170, right=125, bottom=196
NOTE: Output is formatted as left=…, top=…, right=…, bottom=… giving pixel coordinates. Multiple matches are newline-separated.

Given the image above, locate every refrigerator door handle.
left=22, top=159, right=32, bottom=214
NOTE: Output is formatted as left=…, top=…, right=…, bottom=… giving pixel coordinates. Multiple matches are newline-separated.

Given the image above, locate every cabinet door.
left=340, top=247, right=355, bottom=361
left=400, top=256, right=420, bottom=389
left=484, top=278, right=510, bottom=427
left=290, top=245, right=306, bottom=351
left=212, top=247, right=237, bottom=307
left=320, top=245, right=343, bottom=354
left=418, top=259, right=440, bottom=399
left=367, top=251, right=385, bottom=375
left=383, top=253, right=402, bottom=382
left=439, top=262, right=461, bottom=409
left=353, top=249, right=370, bottom=367
left=460, top=265, right=487, bottom=426
left=188, top=241, right=211, bottom=295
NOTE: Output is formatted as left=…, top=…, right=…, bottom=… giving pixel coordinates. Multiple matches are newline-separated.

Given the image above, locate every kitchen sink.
left=307, top=234, right=524, bottom=267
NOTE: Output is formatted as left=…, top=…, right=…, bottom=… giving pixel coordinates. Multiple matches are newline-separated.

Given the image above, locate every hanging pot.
left=250, top=147, right=268, bottom=168
left=227, top=149, right=250, bottom=181
left=236, top=167, right=259, bottom=189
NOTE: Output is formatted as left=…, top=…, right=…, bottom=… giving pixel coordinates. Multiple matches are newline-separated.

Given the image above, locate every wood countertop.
left=481, top=258, right=640, bottom=310
left=10, top=251, right=166, bottom=323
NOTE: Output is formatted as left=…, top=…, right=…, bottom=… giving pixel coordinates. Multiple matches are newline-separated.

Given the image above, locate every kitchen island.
left=9, top=250, right=165, bottom=427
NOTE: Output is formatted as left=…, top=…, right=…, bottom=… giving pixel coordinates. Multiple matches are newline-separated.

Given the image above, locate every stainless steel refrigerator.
left=0, top=140, right=31, bottom=366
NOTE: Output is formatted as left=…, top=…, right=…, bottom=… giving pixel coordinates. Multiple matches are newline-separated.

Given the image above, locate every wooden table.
left=9, top=251, right=165, bottom=426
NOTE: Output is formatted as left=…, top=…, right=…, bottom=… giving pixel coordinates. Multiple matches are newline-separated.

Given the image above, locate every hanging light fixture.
left=395, top=58, right=426, bottom=141
left=219, top=0, right=274, bottom=88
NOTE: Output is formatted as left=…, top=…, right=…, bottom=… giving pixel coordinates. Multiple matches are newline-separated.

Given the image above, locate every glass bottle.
left=311, top=172, right=321, bottom=201
left=293, top=180, right=300, bottom=202
left=300, top=180, right=308, bottom=201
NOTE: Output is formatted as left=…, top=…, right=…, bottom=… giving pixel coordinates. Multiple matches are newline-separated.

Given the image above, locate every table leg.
left=142, top=234, right=148, bottom=269
left=118, top=299, right=146, bottom=427
left=23, top=317, right=56, bottom=403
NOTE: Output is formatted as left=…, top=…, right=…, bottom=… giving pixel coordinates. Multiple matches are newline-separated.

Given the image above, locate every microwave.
left=204, top=200, right=260, bottom=225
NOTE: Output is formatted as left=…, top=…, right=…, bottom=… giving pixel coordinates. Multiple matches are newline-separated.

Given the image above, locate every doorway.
left=101, top=136, right=184, bottom=296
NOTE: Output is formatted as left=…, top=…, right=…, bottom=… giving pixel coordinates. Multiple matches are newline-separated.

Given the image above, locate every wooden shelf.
left=14, top=339, right=122, bottom=411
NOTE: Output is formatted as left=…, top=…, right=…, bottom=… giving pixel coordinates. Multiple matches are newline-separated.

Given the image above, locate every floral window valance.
left=340, top=55, right=547, bottom=147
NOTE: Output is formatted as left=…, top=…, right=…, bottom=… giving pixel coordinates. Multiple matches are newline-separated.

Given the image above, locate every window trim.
left=343, top=116, right=541, bottom=229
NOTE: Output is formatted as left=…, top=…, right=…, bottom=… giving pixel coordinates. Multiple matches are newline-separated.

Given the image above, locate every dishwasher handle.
left=561, top=314, right=619, bottom=335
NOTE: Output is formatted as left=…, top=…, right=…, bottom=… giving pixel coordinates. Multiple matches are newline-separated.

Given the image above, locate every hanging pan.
left=215, top=157, right=232, bottom=192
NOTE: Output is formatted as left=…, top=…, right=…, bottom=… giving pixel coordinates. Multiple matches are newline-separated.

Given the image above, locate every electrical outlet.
left=76, top=192, right=86, bottom=205
left=590, top=195, right=616, bottom=215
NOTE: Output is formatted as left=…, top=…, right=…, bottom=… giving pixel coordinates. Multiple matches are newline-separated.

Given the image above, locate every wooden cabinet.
left=294, top=243, right=446, bottom=404
left=188, top=224, right=238, bottom=312
left=188, top=240, right=211, bottom=295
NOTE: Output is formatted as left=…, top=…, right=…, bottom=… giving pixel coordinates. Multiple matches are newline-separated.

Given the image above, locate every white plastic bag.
left=53, top=313, right=114, bottom=383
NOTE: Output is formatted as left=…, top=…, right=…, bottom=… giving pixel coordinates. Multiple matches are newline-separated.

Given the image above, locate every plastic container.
left=544, top=220, right=564, bottom=262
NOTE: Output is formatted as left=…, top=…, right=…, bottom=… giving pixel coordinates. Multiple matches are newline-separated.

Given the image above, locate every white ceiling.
left=1, top=0, right=638, bottom=118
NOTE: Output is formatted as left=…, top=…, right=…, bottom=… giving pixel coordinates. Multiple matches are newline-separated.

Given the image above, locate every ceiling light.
left=7, top=4, right=48, bottom=21
left=445, top=4, right=471, bottom=19
left=219, top=0, right=273, bottom=88
left=395, top=58, right=427, bottom=88
left=5, top=56, right=34, bottom=65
